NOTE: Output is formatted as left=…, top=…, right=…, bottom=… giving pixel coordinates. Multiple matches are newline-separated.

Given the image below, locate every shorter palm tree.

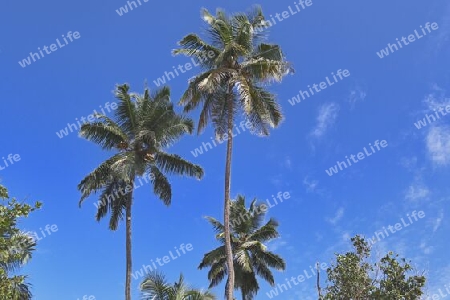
left=140, top=271, right=216, bottom=300
left=77, top=84, right=204, bottom=300
left=199, top=195, right=285, bottom=299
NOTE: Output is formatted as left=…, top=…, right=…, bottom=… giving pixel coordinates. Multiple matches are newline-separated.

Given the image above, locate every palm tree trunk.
left=224, top=90, right=235, bottom=300
left=125, top=188, right=134, bottom=300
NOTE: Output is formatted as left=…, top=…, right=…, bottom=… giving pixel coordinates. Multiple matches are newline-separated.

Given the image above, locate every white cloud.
left=433, top=209, right=444, bottom=233
left=431, top=4, right=450, bottom=53
left=399, top=156, right=418, bottom=171
left=303, top=177, right=319, bottom=193
left=310, top=103, right=340, bottom=138
left=417, top=86, right=450, bottom=166
left=342, top=231, right=351, bottom=241
left=426, top=126, right=450, bottom=166
left=284, top=156, right=292, bottom=170
left=347, top=86, right=367, bottom=108
left=267, top=238, right=287, bottom=252
left=424, top=264, right=450, bottom=298
left=420, top=241, right=434, bottom=255
left=422, top=86, right=450, bottom=112
left=405, top=184, right=430, bottom=201
left=327, top=207, right=345, bottom=225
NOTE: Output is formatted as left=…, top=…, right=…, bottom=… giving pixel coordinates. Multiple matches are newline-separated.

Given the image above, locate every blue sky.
left=1, top=0, right=450, bottom=299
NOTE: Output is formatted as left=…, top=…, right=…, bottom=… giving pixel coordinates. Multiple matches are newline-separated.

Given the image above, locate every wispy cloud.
left=426, top=126, right=450, bottom=166
left=418, top=86, right=450, bottom=166
left=327, top=207, right=345, bottom=225
left=310, top=103, right=340, bottom=138
left=422, top=85, right=450, bottom=112
left=405, top=184, right=430, bottom=201
left=430, top=3, right=450, bottom=53
left=424, top=264, right=450, bottom=298
left=303, top=177, right=319, bottom=193
left=399, top=156, right=418, bottom=171
left=284, top=156, right=292, bottom=170
left=347, top=85, right=367, bottom=108
left=267, top=238, right=287, bottom=252
left=433, top=209, right=444, bottom=233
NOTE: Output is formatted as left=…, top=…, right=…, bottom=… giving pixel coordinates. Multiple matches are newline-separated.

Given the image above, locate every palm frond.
left=114, top=84, right=138, bottom=135
left=148, top=166, right=172, bottom=206
left=154, top=153, right=203, bottom=179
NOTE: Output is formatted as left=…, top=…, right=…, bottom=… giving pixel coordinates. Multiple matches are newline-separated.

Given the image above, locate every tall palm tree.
left=140, top=271, right=216, bottom=300
left=77, top=84, right=204, bottom=300
left=199, top=195, right=285, bottom=299
left=174, top=7, right=291, bottom=299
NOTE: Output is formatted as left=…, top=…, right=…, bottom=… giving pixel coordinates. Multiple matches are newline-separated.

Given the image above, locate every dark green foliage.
left=0, top=184, right=41, bottom=300
left=321, top=235, right=426, bottom=300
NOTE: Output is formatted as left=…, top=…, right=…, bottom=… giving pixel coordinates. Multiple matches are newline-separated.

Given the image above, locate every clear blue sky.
left=1, top=0, right=450, bottom=299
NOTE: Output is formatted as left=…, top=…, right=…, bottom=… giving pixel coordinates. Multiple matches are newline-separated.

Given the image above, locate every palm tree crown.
left=174, top=6, right=292, bottom=137
left=140, top=271, right=216, bottom=300
left=77, top=84, right=203, bottom=228
left=199, top=195, right=285, bottom=299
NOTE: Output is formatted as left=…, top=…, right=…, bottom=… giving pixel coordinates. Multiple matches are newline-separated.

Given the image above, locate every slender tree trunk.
left=316, top=262, right=322, bottom=299
left=125, top=187, right=134, bottom=300
left=224, top=90, right=235, bottom=300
